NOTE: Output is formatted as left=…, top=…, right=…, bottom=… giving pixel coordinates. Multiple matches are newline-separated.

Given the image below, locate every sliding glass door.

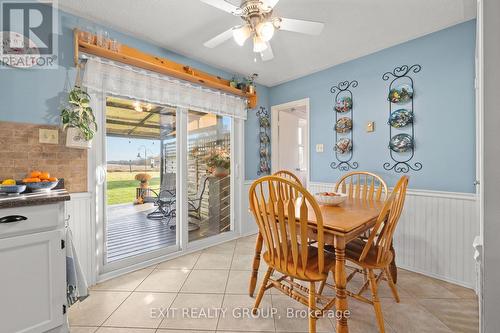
left=102, top=96, right=178, bottom=267
left=96, top=97, right=240, bottom=274
left=187, top=110, right=232, bottom=243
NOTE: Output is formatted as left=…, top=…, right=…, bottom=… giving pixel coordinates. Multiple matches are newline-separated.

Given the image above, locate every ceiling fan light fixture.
left=232, top=25, right=251, bottom=46
left=256, top=21, right=275, bottom=41
left=253, top=35, right=268, bottom=53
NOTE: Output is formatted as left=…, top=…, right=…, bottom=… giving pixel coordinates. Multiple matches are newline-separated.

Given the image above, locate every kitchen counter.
left=0, top=189, right=70, bottom=209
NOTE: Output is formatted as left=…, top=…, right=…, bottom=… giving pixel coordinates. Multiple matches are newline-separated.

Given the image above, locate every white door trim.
left=271, top=98, right=311, bottom=186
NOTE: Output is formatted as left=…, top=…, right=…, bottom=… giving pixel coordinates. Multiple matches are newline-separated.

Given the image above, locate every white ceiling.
left=58, top=0, right=476, bottom=86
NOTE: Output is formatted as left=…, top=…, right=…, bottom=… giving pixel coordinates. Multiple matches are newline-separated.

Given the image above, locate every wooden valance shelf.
left=73, top=29, right=257, bottom=109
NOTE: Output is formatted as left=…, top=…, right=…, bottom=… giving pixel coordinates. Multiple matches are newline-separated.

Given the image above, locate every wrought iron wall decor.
left=382, top=64, right=422, bottom=173
left=257, top=106, right=271, bottom=175
left=330, top=80, right=359, bottom=171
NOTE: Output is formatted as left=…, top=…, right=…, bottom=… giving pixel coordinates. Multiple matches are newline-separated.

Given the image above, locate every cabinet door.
left=0, top=230, right=65, bottom=333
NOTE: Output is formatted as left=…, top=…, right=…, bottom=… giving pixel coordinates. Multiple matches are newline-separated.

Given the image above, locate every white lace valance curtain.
left=81, top=57, right=248, bottom=119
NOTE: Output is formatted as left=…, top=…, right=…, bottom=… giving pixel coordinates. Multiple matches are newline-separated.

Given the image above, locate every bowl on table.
left=0, top=184, right=27, bottom=194
left=25, top=181, right=59, bottom=192
left=314, top=192, right=347, bottom=206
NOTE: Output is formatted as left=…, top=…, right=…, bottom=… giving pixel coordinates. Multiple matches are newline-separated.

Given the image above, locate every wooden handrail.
left=73, top=29, right=258, bottom=108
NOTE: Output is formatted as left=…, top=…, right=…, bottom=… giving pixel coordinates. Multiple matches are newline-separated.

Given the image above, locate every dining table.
left=248, top=196, right=391, bottom=333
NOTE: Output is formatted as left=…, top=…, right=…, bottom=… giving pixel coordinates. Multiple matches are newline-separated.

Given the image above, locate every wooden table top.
left=294, top=197, right=384, bottom=234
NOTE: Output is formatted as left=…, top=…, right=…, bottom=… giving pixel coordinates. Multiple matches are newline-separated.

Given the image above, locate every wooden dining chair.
left=334, top=171, right=400, bottom=282
left=249, top=176, right=337, bottom=333
left=273, top=169, right=303, bottom=186
left=323, top=176, right=409, bottom=333
left=335, top=171, right=388, bottom=201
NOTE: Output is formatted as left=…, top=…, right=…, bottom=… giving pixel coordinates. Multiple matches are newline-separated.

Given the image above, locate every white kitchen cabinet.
left=0, top=229, right=66, bottom=333
left=0, top=197, right=69, bottom=333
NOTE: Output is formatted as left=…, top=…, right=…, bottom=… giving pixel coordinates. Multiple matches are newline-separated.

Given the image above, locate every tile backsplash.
left=0, top=121, right=87, bottom=193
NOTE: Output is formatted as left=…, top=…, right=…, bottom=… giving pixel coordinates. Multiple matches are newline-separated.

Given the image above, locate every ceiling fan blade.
left=260, top=42, right=274, bottom=61
left=277, top=18, right=324, bottom=35
left=200, top=0, right=240, bottom=15
left=203, top=28, right=234, bottom=48
left=262, top=0, right=280, bottom=10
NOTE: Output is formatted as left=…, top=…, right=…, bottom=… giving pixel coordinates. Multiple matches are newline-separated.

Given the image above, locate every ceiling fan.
left=201, top=0, right=324, bottom=61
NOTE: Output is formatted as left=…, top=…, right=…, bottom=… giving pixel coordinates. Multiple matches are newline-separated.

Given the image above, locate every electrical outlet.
left=316, top=144, right=324, bottom=153
left=39, top=128, right=59, bottom=144
left=366, top=121, right=375, bottom=132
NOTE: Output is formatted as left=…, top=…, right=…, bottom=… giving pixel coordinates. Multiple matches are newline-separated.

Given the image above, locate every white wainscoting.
left=64, top=192, right=94, bottom=285
left=309, top=181, right=479, bottom=289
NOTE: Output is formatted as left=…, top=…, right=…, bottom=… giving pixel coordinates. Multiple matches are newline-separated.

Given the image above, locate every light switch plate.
left=316, top=144, right=324, bottom=153
left=366, top=121, right=375, bottom=132
left=39, top=128, right=59, bottom=144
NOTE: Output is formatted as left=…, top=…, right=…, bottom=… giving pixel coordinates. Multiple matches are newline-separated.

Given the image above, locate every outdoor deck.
left=106, top=203, right=175, bottom=262
left=106, top=203, right=225, bottom=262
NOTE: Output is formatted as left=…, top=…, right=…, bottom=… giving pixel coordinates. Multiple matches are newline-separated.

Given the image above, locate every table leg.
left=249, top=232, right=263, bottom=297
left=334, top=236, right=349, bottom=333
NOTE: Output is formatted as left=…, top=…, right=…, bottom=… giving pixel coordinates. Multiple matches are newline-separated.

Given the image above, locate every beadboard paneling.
left=65, top=192, right=94, bottom=284
left=308, top=181, right=478, bottom=288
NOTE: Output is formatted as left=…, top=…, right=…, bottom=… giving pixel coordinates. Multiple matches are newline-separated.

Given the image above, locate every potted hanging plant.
left=206, top=148, right=230, bottom=177
left=61, top=86, right=97, bottom=149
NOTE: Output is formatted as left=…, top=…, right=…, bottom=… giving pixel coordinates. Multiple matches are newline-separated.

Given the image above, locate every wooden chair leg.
left=253, top=267, right=272, bottom=314
left=368, top=269, right=385, bottom=333
left=384, top=267, right=400, bottom=303
left=317, top=279, right=326, bottom=295
left=309, top=281, right=317, bottom=333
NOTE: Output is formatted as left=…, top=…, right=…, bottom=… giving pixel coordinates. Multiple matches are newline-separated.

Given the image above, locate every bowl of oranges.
left=23, top=171, right=59, bottom=192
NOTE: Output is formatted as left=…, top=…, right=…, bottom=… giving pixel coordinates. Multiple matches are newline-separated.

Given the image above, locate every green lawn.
left=106, top=171, right=160, bottom=205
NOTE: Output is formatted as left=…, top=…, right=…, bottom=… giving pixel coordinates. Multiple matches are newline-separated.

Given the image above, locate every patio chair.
left=188, top=175, right=210, bottom=220
left=146, top=173, right=176, bottom=221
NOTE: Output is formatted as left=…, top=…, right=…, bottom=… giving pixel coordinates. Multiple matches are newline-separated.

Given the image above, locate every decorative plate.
left=388, top=84, right=413, bottom=104
left=335, top=138, right=352, bottom=154
left=389, top=109, right=413, bottom=128
left=335, top=97, right=353, bottom=113
left=260, top=132, right=269, bottom=143
left=259, top=116, right=270, bottom=128
left=389, top=133, right=414, bottom=153
left=335, top=117, right=352, bottom=133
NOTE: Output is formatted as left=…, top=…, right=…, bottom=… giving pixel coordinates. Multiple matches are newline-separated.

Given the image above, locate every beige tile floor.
left=69, top=234, right=479, bottom=333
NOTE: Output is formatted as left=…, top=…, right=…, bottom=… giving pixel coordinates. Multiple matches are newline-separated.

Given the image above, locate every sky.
left=106, top=137, right=160, bottom=162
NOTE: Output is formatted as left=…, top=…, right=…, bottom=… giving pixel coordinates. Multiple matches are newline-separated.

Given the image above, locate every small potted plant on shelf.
left=246, top=73, right=258, bottom=94
left=229, top=76, right=238, bottom=89
left=61, top=86, right=97, bottom=149
left=206, top=148, right=230, bottom=177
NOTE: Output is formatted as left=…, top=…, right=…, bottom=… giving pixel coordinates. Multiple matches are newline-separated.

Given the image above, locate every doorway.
left=271, top=98, right=310, bottom=186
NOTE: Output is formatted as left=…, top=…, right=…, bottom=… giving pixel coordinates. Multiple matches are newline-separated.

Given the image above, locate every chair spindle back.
left=249, top=176, right=325, bottom=279
left=273, top=170, right=303, bottom=201
left=335, top=171, right=388, bottom=201
left=359, top=176, right=409, bottom=265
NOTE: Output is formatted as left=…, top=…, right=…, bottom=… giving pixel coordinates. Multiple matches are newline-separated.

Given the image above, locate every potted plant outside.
left=206, top=148, right=230, bottom=177
left=61, top=87, right=97, bottom=149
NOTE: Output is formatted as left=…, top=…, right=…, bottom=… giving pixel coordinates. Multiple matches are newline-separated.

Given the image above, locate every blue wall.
left=268, top=20, right=476, bottom=193
left=0, top=5, right=270, bottom=179
left=0, top=4, right=476, bottom=192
